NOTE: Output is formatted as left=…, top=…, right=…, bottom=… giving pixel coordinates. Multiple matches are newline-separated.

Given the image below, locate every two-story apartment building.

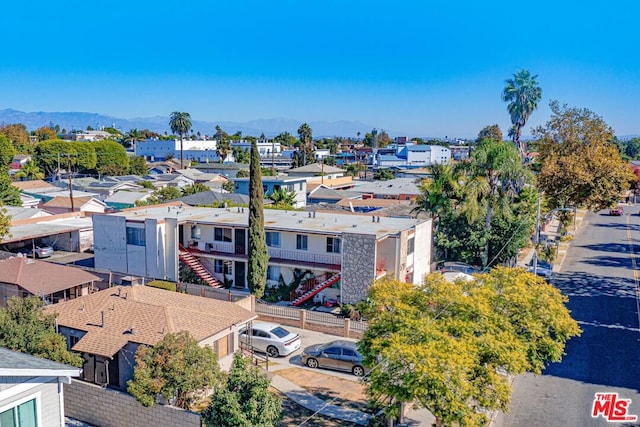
left=92, top=206, right=431, bottom=304
left=232, top=176, right=308, bottom=208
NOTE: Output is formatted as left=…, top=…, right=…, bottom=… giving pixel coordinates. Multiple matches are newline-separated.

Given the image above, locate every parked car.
left=20, top=245, right=54, bottom=258
left=609, top=206, right=624, bottom=216
left=239, top=322, right=301, bottom=357
left=527, top=260, right=553, bottom=280
left=301, top=340, right=368, bottom=377
left=440, top=261, right=479, bottom=275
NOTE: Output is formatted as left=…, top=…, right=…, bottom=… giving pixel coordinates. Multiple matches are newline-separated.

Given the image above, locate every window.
left=265, top=232, right=281, bottom=248
left=407, top=237, right=415, bottom=255
left=0, top=398, right=38, bottom=427
left=296, top=235, right=308, bottom=251
left=126, top=226, right=146, bottom=246
left=214, top=227, right=232, bottom=242
left=267, top=265, right=280, bottom=281
left=299, top=182, right=303, bottom=190
left=214, top=259, right=232, bottom=275
left=326, top=237, right=341, bottom=253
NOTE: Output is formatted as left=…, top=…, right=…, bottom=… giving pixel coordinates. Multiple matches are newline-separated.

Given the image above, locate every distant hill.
left=0, top=108, right=379, bottom=138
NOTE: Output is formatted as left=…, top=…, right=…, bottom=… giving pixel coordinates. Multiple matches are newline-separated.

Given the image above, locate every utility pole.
left=67, top=156, right=75, bottom=213
left=533, top=196, right=541, bottom=276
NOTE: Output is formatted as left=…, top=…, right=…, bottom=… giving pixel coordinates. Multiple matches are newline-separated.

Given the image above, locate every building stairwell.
left=178, top=244, right=222, bottom=288
left=290, top=272, right=341, bottom=306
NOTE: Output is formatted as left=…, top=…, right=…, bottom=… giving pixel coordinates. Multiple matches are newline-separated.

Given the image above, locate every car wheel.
left=306, top=358, right=319, bottom=369
left=352, top=365, right=365, bottom=377
left=266, top=346, right=280, bottom=358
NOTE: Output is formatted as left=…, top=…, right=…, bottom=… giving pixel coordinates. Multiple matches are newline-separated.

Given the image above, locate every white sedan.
left=239, top=322, right=301, bottom=358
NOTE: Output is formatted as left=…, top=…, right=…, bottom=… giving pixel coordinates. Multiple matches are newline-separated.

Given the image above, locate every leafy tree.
left=378, top=129, right=391, bottom=147
left=14, top=160, right=44, bottom=180
left=0, top=296, right=82, bottom=366
left=0, top=135, right=21, bottom=206
left=34, top=140, right=98, bottom=175
left=123, top=128, right=145, bottom=149
left=536, top=101, right=634, bottom=210
left=502, top=70, right=542, bottom=160
left=202, top=352, right=282, bottom=427
left=33, top=126, right=57, bottom=142
left=181, top=183, right=209, bottom=196
left=102, top=127, right=122, bottom=137
left=140, top=180, right=155, bottom=189
left=222, top=181, right=235, bottom=193
left=359, top=270, right=580, bottom=426
left=0, top=134, right=16, bottom=168
left=274, top=131, right=296, bottom=148
left=235, top=169, right=250, bottom=178
left=0, top=123, right=31, bottom=153
left=363, top=128, right=379, bottom=148
left=247, top=139, right=269, bottom=298
left=232, top=147, right=250, bottom=164
left=476, top=124, right=503, bottom=143
left=373, top=169, right=395, bottom=181
left=127, top=331, right=222, bottom=409
left=268, top=187, right=296, bottom=208
left=169, top=112, right=192, bottom=169
left=624, top=137, right=640, bottom=160
left=323, top=156, right=337, bottom=166
left=343, top=163, right=366, bottom=177
left=129, top=156, right=148, bottom=175
left=94, top=140, right=130, bottom=175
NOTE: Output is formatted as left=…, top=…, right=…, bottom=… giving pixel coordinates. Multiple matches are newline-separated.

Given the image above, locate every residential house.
left=0, top=347, right=81, bottom=427
left=191, top=162, right=249, bottom=178
left=3, top=212, right=94, bottom=253
left=42, top=196, right=106, bottom=215
left=54, top=177, right=143, bottom=198
left=135, top=138, right=218, bottom=162
left=230, top=140, right=282, bottom=156
left=9, top=154, right=31, bottom=177
left=92, top=205, right=431, bottom=305
left=232, top=176, right=307, bottom=208
left=147, top=173, right=194, bottom=189
left=351, top=178, right=422, bottom=201
left=450, top=145, right=471, bottom=161
left=307, top=186, right=361, bottom=205
left=12, top=179, right=59, bottom=196
left=287, top=163, right=346, bottom=179
left=173, top=190, right=250, bottom=207
left=104, top=191, right=154, bottom=210
left=174, top=168, right=228, bottom=185
left=374, top=144, right=451, bottom=168
left=4, top=206, right=52, bottom=221
left=0, top=256, right=99, bottom=307
left=19, top=194, right=41, bottom=209
left=45, top=285, right=255, bottom=390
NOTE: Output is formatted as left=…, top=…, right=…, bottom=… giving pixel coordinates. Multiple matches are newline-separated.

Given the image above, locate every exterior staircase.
left=290, top=272, right=341, bottom=307
left=178, top=244, right=221, bottom=288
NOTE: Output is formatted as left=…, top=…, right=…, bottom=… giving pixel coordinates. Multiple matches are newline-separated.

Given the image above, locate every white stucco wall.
left=93, top=215, right=127, bottom=273
left=412, top=220, right=432, bottom=284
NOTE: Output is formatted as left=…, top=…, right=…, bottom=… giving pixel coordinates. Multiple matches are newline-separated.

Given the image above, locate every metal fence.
left=305, top=309, right=345, bottom=327
left=255, top=303, right=300, bottom=320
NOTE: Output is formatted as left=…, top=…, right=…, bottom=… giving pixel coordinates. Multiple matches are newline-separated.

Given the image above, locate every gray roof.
left=193, top=162, right=249, bottom=170
left=105, top=191, right=153, bottom=205
left=0, top=347, right=80, bottom=377
left=4, top=206, right=52, bottom=220
left=309, top=186, right=360, bottom=201
left=174, top=191, right=251, bottom=206
left=352, top=178, right=421, bottom=196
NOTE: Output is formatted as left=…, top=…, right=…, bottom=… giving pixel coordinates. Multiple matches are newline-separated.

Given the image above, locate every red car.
left=609, top=207, right=624, bottom=216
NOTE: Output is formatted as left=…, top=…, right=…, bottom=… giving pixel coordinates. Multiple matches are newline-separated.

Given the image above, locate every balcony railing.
left=268, top=248, right=341, bottom=266
left=188, top=240, right=234, bottom=254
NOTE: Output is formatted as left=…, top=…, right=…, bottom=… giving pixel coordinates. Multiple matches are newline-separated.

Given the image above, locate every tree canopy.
left=359, top=269, right=581, bottom=426
left=127, top=331, right=221, bottom=409
left=0, top=296, right=82, bottom=366
left=535, top=101, right=634, bottom=210
left=202, top=352, right=282, bottom=426
left=476, top=124, right=503, bottom=143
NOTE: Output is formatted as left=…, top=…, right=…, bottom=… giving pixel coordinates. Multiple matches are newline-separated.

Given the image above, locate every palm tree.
left=269, top=187, right=296, bottom=208
left=502, top=70, right=542, bottom=160
left=14, top=160, right=44, bottom=180
left=169, top=112, right=192, bottom=169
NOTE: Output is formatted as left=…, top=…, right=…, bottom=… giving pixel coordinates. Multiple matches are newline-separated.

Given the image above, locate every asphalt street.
left=496, top=209, right=640, bottom=426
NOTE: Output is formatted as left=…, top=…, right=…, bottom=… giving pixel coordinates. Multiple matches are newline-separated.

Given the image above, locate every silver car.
left=301, top=340, right=368, bottom=377
left=239, top=322, right=301, bottom=358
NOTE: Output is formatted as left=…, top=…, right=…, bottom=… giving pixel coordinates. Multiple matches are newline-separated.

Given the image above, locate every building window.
left=266, top=232, right=281, bottom=248
left=296, top=235, right=308, bottom=251
left=0, top=398, right=38, bottom=427
left=326, top=237, right=341, bottom=253
left=190, top=225, right=201, bottom=240
left=267, top=265, right=280, bottom=281
left=299, top=182, right=303, bottom=190
left=214, top=227, right=232, bottom=242
left=214, top=259, right=232, bottom=275
left=126, top=227, right=146, bottom=246
left=407, top=237, right=415, bottom=256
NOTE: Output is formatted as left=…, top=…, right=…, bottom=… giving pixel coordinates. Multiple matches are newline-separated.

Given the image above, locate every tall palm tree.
left=169, top=112, right=192, bottom=169
left=502, top=70, right=542, bottom=161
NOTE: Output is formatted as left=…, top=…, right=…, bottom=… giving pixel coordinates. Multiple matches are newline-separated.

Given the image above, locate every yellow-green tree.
left=358, top=268, right=580, bottom=426
left=536, top=101, right=634, bottom=210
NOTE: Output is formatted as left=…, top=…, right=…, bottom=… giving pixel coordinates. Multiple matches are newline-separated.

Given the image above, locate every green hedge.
left=146, top=280, right=177, bottom=292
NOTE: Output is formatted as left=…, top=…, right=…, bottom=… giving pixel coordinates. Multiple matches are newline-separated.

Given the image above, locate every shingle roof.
left=0, top=257, right=100, bottom=295
left=45, top=285, right=256, bottom=353
left=12, top=180, right=57, bottom=191
left=42, top=196, right=104, bottom=209
left=0, top=347, right=80, bottom=376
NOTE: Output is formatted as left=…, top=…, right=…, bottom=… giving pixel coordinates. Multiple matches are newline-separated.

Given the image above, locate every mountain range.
left=0, top=109, right=381, bottom=138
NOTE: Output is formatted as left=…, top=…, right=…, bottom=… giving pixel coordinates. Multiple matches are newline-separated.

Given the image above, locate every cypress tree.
left=247, top=139, right=269, bottom=298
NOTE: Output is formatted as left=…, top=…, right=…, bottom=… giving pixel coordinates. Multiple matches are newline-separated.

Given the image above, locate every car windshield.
left=269, top=326, right=290, bottom=339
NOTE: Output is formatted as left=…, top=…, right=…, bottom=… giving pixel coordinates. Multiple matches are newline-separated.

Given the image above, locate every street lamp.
left=532, top=198, right=576, bottom=276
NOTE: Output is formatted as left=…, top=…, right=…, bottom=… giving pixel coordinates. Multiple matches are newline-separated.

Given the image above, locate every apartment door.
left=234, top=261, right=246, bottom=288
left=235, top=229, right=246, bottom=254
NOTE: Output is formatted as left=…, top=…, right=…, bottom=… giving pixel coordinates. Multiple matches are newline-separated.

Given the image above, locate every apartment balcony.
left=187, top=240, right=234, bottom=254
left=268, top=248, right=341, bottom=270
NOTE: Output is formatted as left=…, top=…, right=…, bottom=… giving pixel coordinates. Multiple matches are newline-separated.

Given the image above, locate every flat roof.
left=0, top=347, right=80, bottom=377
left=108, top=205, right=427, bottom=238
left=6, top=217, right=93, bottom=243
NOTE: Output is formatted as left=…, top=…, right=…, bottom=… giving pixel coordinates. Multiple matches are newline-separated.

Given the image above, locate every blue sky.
left=2, top=1, right=639, bottom=137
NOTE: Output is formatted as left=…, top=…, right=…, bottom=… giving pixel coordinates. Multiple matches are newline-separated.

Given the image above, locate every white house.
left=135, top=138, right=218, bottom=162
left=0, top=347, right=80, bottom=427
left=92, top=206, right=432, bottom=305
left=231, top=140, right=282, bottom=157
left=232, top=176, right=308, bottom=208
left=375, top=144, right=451, bottom=167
